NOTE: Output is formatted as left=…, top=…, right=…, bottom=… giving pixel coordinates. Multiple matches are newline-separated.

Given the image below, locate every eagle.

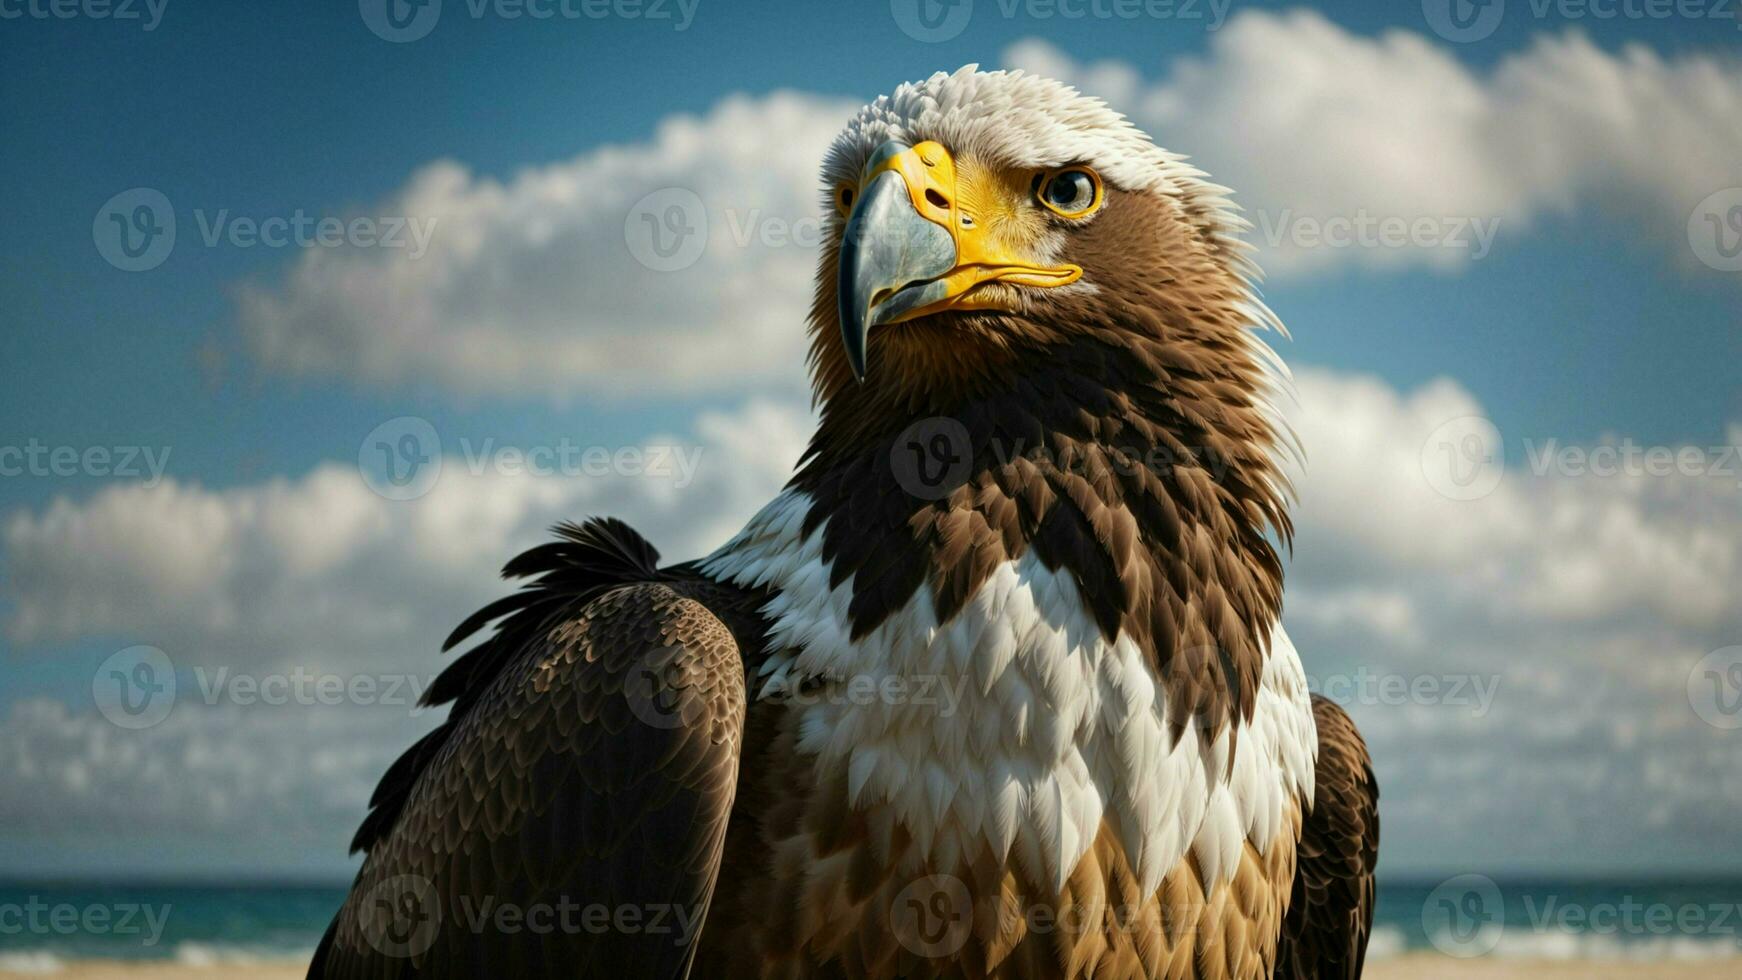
left=311, top=67, right=1379, bottom=980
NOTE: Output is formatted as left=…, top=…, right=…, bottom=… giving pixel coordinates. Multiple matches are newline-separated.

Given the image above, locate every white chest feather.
left=703, top=490, right=1318, bottom=896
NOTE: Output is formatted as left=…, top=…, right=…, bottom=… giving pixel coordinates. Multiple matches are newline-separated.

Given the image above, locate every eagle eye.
left=1036, top=167, right=1102, bottom=218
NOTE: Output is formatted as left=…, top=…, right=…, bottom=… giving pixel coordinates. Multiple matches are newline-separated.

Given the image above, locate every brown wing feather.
left=1274, top=695, right=1380, bottom=980
left=311, top=521, right=764, bottom=980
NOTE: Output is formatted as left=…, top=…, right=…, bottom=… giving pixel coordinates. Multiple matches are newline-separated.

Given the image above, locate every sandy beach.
left=1, top=957, right=1733, bottom=979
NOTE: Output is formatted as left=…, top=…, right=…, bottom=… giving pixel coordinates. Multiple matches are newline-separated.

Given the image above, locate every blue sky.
left=1, top=0, right=1740, bottom=880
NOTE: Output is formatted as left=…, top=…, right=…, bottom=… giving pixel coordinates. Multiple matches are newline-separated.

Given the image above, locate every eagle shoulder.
left=312, top=519, right=767, bottom=980
left=1274, top=694, right=1380, bottom=980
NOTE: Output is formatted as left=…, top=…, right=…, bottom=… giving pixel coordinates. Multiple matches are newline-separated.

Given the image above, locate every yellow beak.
left=836, top=140, right=1081, bottom=379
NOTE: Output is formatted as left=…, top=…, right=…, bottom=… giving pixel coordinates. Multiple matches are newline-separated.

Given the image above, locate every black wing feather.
left=314, top=518, right=762, bottom=980
left=1274, top=694, right=1380, bottom=980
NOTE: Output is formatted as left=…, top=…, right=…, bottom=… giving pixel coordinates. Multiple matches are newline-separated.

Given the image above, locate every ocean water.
left=1375, top=879, right=1742, bottom=963
left=0, top=884, right=342, bottom=968
left=1, top=879, right=1739, bottom=969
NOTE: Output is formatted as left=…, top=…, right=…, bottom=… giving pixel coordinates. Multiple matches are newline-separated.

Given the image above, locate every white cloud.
left=1288, top=367, right=1742, bottom=630
left=0, top=696, right=422, bottom=854
left=1286, top=586, right=1423, bottom=647
left=1281, top=368, right=1742, bottom=869
left=237, top=92, right=852, bottom=399
left=1007, top=11, right=1742, bottom=275
left=2, top=398, right=812, bottom=671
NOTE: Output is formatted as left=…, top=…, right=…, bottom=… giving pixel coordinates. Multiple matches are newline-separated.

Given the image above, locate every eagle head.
left=809, top=65, right=1275, bottom=410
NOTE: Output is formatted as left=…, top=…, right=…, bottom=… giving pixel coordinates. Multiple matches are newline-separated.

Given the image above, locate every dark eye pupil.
left=1045, top=171, right=1092, bottom=210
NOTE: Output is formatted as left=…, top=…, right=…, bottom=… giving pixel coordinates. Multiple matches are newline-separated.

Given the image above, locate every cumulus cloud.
left=1007, top=11, right=1742, bottom=275
left=2, top=398, right=812, bottom=670
left=0, top=696, right=426, bottom=865
left=237, top=92, right=852, bottom=399
left=1289, top=368, right=1742, bottom=629
left=1282, top=368, right=1742, bottom=869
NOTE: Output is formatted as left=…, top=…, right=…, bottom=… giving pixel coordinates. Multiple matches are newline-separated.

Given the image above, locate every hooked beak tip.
left=835, top=162, right=957, bottom=385
left=839, top=294, right=871, bottom=382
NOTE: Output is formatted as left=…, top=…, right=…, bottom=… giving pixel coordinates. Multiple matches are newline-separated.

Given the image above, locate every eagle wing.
left=310, top=519, right=754, bottom=980
left=1274, top=694, right=1380, bottom=980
